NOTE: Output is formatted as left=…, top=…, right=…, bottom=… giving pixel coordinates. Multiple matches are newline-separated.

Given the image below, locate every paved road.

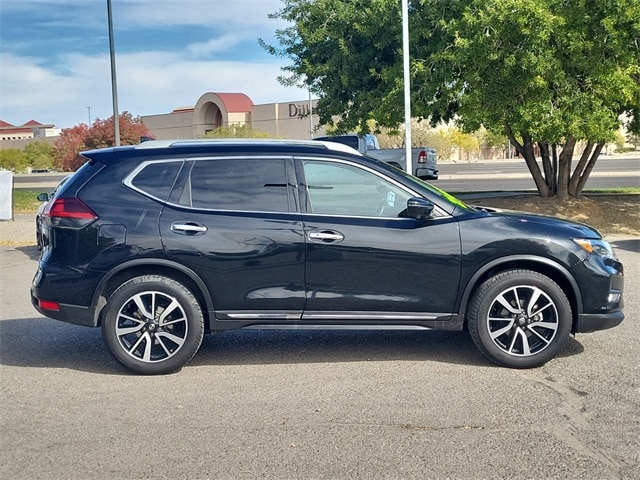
left=436, top=156, right=640, bottom=192
left=1, top=241, right=639, bottom=479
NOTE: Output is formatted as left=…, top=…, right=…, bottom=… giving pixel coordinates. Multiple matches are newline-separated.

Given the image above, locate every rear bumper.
left=416, top=167, right=438, bottom=180
left=31, top=290, right=99, bottom=327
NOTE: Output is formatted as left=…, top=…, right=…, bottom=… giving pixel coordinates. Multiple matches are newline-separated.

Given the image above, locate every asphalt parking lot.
left=1, top=230, right=639, bottom=479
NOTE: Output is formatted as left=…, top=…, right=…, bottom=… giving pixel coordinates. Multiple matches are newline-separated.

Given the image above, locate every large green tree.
left=24, top=141, right=54, bottom=170
left=264, top=0, right=640, bottom=199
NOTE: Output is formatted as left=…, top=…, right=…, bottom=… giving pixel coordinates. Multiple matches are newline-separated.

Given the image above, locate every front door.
left=298, top=158, right=461, bottom=318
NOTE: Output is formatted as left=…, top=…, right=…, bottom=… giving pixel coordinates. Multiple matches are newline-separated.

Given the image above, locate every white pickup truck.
left=314, top=133, right=438, bottom=180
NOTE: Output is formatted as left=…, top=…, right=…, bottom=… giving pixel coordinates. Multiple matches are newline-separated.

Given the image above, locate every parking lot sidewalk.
left=0, top=214, right=35, bottom=246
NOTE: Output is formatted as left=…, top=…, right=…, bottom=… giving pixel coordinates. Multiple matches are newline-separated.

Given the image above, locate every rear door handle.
left=308, top=229, right=344, bottom=243
left=171, top=222, right=208, bottom=235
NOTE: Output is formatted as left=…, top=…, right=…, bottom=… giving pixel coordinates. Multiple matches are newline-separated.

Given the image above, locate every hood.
left=475, top=205, right=602, bottom=238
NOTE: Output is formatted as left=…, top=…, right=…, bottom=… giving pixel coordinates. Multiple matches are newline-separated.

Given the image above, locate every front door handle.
left=171, top=222, right=208, bottom=235
left=308, top=229, right=344, bottom=243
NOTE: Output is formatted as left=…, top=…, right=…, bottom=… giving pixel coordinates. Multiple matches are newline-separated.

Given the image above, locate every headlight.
left=573, top=238, right=617, bottom=260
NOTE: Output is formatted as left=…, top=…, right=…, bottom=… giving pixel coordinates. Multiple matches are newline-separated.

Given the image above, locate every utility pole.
left=401, top=0, right=412, bottom=176
left=107, top=0, right=120, bottom=146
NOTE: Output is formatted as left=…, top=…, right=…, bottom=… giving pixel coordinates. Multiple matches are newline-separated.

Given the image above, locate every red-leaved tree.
left=54, top=112, right=151, bottom=171
left=53, top=124, right=90, bottom=171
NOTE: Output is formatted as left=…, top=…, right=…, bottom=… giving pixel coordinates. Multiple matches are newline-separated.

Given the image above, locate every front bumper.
left=576, top=309, right=624, bottom=333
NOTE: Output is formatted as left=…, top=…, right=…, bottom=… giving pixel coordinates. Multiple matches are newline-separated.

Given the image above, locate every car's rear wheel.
left=102, top=275, right=204, bottom=375
left=468, top=269, right=571, bottom=368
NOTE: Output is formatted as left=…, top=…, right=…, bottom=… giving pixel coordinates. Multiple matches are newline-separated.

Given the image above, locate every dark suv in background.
left=31, top=139, right=624, bottom=374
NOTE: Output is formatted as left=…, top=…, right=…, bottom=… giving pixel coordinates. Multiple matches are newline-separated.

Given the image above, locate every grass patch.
left=13, top=190, right=43, bottom=214
left=583, top=187, right=640, bottom=194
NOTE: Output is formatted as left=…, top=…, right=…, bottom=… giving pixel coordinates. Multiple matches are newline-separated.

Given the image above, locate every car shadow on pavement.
left=192, top=329, right=585, bottom=369
left=0, top=318, right=121, bottom=375
left=0, top=318, right=585, bottom=374
left=16, top=245, right=41, bottom=261
left=610, top=238, right=640, bottom=253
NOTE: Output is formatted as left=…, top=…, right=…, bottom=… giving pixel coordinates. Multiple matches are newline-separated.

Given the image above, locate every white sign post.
left=0, top=171, right=13, bottom=220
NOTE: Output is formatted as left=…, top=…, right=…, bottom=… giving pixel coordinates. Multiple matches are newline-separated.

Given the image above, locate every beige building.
left=0, top=120, right=61, bottom=149
left=142, top=92, right=326, bottom=140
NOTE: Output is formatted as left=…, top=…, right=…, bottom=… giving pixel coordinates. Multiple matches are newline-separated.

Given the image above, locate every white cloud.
left=0, top=50, right=307, bottom=128
left=0, top=0, right=303, bottom=129
left=187, top=34, right=246, bottom=57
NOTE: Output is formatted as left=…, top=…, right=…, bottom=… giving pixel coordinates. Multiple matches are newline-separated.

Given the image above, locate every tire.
left=467, top=269, right=571, bottom=368
left=102, top=275, right=205, bottom=375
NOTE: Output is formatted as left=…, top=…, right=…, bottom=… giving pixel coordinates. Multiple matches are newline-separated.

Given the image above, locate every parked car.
left=31, top=139, right=624, bottom=374
left=35, top=175, right=72, bottom=249
left=314, top=133, right=438, bottom=179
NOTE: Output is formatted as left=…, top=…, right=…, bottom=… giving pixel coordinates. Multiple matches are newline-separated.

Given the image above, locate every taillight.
left=417, top=151, right=426, bottom=164
left=43, top=197, right=98, bottom=227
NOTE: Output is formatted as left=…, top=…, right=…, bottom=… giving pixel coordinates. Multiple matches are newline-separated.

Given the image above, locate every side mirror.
left=407, top=197, right=434, bottom=221
left=37, top=192, right=50, bottom=202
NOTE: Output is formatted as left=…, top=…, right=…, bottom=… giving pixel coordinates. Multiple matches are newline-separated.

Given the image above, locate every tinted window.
left=302, top=160, right=412, bottom=217
left=187, top=158, right=290, bottom=212
left=315, top=136, right=360, bottom=150
left=130, top=161, right=182, bottom=201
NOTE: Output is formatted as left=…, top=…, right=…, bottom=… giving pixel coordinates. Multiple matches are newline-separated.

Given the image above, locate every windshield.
left=368, top=157, right=473, bottom=211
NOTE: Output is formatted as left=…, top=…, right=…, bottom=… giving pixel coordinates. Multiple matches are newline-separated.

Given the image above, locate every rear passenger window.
left=129, top=161, right=183, bottom=201
left=186, top=159, right=290, bottom=212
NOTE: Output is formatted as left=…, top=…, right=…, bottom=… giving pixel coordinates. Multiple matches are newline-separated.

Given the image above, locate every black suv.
left=32, top=139, right=624, bottom=374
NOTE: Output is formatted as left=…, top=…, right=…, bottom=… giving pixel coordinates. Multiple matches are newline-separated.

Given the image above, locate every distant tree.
left=53, top=112, right=151, bottom=171
left=53, top=124, right=90, bottom=171
left=24, top=141, right=54, bottom=170
left=203, top=124, right=270, bottom=138
left=0, top=148, right=28, bottom=172
left=85, top=112, right=150, bottom=149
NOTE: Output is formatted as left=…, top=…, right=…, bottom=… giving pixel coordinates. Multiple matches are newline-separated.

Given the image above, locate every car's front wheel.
left=468, top=269, right=571, bottom=368
left=102, top=275, right=204, bottom=375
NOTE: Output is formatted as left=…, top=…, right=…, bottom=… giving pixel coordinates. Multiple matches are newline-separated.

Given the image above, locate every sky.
left=0, top=0, right=308, bottom=129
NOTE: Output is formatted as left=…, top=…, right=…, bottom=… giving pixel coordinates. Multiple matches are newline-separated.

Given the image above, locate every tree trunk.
left=556, top=137, right=576, bottom=201
left=538, top=142, right=556, bottom=194
left=569, top=141, right=594, bottom=195
left=552, top=144, right=558, bottom=194
left=571, top=143, right=604, bottom=196
left=506, top=126, right=551, bottom=196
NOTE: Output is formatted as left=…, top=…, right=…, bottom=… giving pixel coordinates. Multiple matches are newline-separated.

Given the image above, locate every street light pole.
left=86, top=106, right=92, bottom=126
left=401, top=0, right=412, bottom=175
left=107, top=0, right=120, bottom=146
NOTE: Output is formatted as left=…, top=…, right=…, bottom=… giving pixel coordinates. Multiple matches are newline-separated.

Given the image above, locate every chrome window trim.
left=123, top=154, right=450, bottom=219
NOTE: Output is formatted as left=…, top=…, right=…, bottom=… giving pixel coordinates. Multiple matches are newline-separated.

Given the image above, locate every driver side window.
left=302, top=160, right=412, bottom=217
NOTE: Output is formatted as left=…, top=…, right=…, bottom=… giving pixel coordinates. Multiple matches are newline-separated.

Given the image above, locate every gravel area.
left=0, top=214, right=36, bottom=246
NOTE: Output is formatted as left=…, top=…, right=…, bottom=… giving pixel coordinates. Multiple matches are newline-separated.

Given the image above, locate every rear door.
left=159, top=156, right=306, bottom=320
left=297, top=157, right=461, bottom=319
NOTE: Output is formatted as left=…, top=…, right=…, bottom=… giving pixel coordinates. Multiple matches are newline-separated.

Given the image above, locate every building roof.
left=0, top=119, right=56, bottom=134
left=215, top=93, right=253, bottom=112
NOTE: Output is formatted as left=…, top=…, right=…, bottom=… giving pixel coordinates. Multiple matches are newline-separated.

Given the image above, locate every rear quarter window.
left=128, top=161, right=183, bottom=201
